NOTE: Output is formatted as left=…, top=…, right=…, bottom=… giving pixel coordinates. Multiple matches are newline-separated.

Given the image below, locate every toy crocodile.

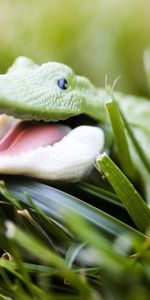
left=0, top=57, right=149, bottom=185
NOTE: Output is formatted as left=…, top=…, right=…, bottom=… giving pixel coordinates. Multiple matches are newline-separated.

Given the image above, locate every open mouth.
left=0, top=120, right=71, bottom=156
left=0, top=116, right=104, bottom=181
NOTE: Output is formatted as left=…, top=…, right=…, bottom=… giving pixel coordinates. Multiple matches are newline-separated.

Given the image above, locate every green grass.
left=0, top=95, right=150, bottom=299
left=0, top=176, right=149, bottom=300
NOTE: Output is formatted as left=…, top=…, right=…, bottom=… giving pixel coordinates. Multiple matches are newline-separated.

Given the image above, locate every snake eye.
left=57, top=78, right=68, bottom=90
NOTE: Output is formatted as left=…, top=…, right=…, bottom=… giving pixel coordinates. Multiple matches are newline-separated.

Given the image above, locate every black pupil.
left=57, top=78, right=68, bottom=90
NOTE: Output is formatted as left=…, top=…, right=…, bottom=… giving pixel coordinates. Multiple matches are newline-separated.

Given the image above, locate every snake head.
left=0, top=57, right=90, bottom=121
left=0, top=57, right=105, bottom=181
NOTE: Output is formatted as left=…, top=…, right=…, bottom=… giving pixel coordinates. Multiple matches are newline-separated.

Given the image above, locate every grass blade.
left=121, top=113, right=150, bottom=174
left=97, top=153, right=150, bottom=233
left=65, top=213, right=130, bottom=273
left=65, top=242, right=86, bottom=267
left=2, top=178, right=145, bottom=240
left=143, top=49, right=150, bottom=92
left=5, top=221, right=92, bottom=298
left=76, top=182, right=121, bottom=205
left=0, top=181, right=21, bottom=209
left=106, top=97, right=136, bottom=179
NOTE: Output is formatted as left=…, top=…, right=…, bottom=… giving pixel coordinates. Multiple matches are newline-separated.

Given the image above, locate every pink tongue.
left=0, top=121, right=69, bottom=156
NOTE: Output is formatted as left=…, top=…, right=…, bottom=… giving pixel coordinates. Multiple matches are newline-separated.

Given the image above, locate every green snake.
left=0, top=57, right=149, bottom=191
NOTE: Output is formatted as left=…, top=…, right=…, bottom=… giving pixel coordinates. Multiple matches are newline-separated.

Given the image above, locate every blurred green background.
left=0, top=0, right=150, bottom=95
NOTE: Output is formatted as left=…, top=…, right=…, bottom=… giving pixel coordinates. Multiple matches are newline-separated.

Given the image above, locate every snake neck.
left=82, top=88, right=109, bottom=123
left=83, top=86, right=150, bottom=132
